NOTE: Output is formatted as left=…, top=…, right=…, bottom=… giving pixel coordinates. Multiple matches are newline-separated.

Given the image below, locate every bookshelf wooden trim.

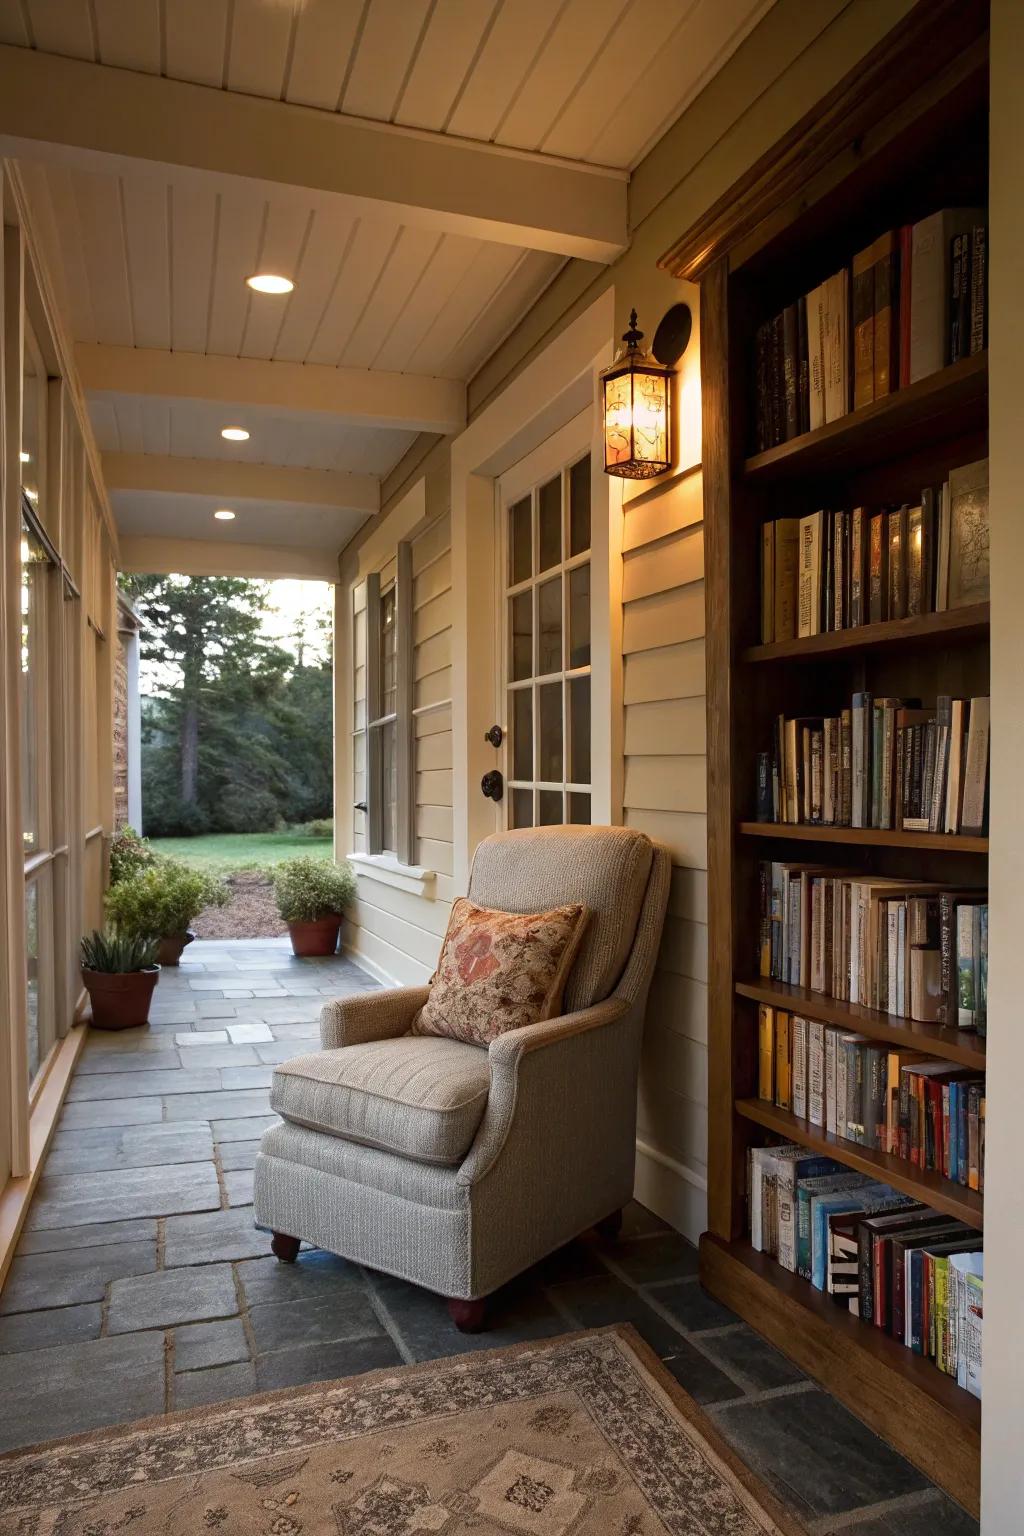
left=742, top=353, right=987, bottom=480
left=699, top=1233, right=981, bottom=1516
left=735, top=1097, right=984, bottom=1228
left=738, top=822, right=989, bottom=853
left=741, top=603, right=990, bottom=662
left=735, top=977, right=986, bottom=1070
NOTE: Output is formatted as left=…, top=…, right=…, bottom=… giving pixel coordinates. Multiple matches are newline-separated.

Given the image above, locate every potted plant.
left=109, top=825, right=157, bottom=886
left=273, top=856, right=356, bottom=957
left=104, top=861, right=228, bottom=965
left=81, top=930, right=160, bottom=1031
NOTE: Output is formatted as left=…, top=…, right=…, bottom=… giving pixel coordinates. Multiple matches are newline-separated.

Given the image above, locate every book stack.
left=757, top=863, right=989, bottom=1030
left=757, top=1007, right=986, bottom=1188
left=749, top=1145, right=983, bottom=1397
left=757, top=692, right=990, bottom=837
left=759, top=458, right=990, bottom=644
left=751, top=209, right=988, bottom=452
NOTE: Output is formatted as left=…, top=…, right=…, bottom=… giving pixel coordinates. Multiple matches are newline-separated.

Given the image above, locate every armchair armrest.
left=457, top=996, right=630, bottom=1187
left=319, top=985, right=429, bottom=1050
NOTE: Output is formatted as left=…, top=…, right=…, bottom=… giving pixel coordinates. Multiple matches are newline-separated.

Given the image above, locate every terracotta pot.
left=157, top=930, right=195, bottom=967
left=82, top=966, right=160, bottom=1031
left=287, top=915, right=342, bottom=957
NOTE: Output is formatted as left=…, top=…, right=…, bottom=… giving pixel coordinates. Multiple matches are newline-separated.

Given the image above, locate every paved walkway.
left=0, top=940, right=974, bottom=1533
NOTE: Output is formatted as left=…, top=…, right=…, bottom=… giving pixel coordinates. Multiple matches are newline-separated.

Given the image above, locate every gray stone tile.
left=75, top=1049, right=183, bottom=1075
left=108, top=1262, right=238, bottom=1333
left=0, top=1331, right=166, bottom=1452
left=368, top=1271, right=567, bottom=1361
left=174, top=1360, right=257, bottom=1408
left=621, top=1201, right=671, bottom=1237
left=176, top=1044, right=261, bottom=1068
left=249, top=1288, right=384, bottom=1353
left=0, top=1302, right=102, bottom=1353
left=176, top=1029, right=229, bottom=1045
left=255, top=1334, right=401, bottom=1391
left=237, top=1249, right=361, bottom=1306
left=844, top=1494, right=979, bottom=1534
left=714, top=1388, right=928, bottom=1519
left=0, top=1241, right=158, bottom=1312
left=220, top=1065, right=274, bottom=1090
left=660, top=1341, right=747, bottom=1406
left=174, top=1316, right=249, bottom=1372
left=164, top=1206, right=268, bottom=1267
left=222, top=989, right=255, bottom=999
left=212, top=1113, right=279, bottom=1141
left=257, top=1040, right=314, bottom=1062
left=218, top=1139, right=261, bottom=1171
left=58, top=1097, right=164, bottom=1130
left=269, top=1023, right=322, bottom=1041
left=604, top=1231, right=700, bottom=1283
left=224, top=1169, right=255, bottom=1206
left=196, top=1006, right=237, bottom=1021
left=226, top=1022, right=274, bottom=1043
left=164, top=1089, right=271, bottom=1121
left=67, top=1068, right=221, bottom=1101
left=17, top=1217, right=157, bottom=1254
left=648, top=1278, right=740, bottom=1333
left=551, top=1273, right=690, bottom=1359
left=27, top=1161, right=220, bottom=1230
left=700, top=1325, right=807, bottom=1392
left=45, top=1121, right=214, bottom=1174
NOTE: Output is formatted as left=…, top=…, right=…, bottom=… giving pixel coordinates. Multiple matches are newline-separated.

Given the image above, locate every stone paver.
left=26, top=1161, right=221, bottom=1229
left=0, top=1332, right=166, bottom=1451
left=108, top=1263, right=238, bottom=1333
left=174, top=1316, right=249, bottom=1372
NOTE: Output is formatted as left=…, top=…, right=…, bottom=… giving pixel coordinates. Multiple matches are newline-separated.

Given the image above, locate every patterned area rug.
left=0, top=1326, right=806, bottom=1535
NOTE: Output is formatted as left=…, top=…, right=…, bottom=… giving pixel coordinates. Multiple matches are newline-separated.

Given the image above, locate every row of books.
left=757, top=693, right=990, bottom=836
left=757, top=863, right=989, bottom=1031
left=749, top=1144, right=982, bottom=1397
left=758, top=458, right=990, bottom=644
left=751, top=208, right=987, bottom=452
left=757, top=1006, right=985, bottom=1187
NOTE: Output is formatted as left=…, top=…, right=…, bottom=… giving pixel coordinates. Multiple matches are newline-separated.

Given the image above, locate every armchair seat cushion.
left=270, top=1036, right=490, bottom=1167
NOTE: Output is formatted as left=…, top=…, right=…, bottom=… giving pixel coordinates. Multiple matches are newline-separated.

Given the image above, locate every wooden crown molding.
left=658, top=0, right=989, bottom=282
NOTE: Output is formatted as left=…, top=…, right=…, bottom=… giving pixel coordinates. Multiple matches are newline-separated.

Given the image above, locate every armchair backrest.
left=466, top=824, right=663, bottom=1011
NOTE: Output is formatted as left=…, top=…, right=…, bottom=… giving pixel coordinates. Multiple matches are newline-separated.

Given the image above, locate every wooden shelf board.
left=738, top=822, right=988, bottom=853
left=741, top=603, right=990, bottom=662
left=735, top=976, right=987, bottom=1070
left=699, top=1232, right=980, bottom=1516
left=743, top=352, right=987, bottom=481
left=735, top=1097, right=983, bottom=1228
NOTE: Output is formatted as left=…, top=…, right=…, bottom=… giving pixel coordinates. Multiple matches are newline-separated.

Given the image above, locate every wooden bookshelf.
left=663, top=0, right=990, bottom=1514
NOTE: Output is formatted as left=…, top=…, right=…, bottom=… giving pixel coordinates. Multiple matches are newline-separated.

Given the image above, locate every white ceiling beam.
left=77, top=344, right=465, bottom=436
left=0, top=47, right=628, bottom=264
left=102, top=453, right=379, bottom=515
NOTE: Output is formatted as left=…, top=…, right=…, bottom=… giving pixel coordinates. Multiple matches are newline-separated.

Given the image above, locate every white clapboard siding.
left=622, top=477, right=709, bottom=1241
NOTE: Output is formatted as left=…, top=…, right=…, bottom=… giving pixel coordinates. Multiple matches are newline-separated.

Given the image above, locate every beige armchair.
left=253, top=825, right=670, bottom=1330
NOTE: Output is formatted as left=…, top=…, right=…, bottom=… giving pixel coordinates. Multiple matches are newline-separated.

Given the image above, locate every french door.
left=496, top=413, right=595, bottom=830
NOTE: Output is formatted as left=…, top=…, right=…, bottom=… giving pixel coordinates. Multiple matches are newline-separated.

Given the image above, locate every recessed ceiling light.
left=214, top=509, right=236, bottom=521
left=19, top=451, right=30, bottom=463
left=246, top=273, right=294, bottom=295
left=221, top=426, right=249, bottom=442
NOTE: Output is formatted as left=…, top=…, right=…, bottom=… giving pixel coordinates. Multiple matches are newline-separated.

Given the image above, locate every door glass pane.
left=22, top=326, right=44, bottom=520
left=538, top=682, right=562, bottom=783
left=510, top=591, right=532, bottom=681
left=568, top=563, right=590, bottom=668
left=538, top=475, right=561, bottom=572
left=537, top=576, right=562, bottom=676
left=26, top=880, right=39, bottom=1083
left=511, top=688, right=532, bottom=781
left=511, top=788, right=533, bottom=829
left=509, top=496, right=531, bottom=585
left=568, top=676, right=591, bottom=784
left=380, top=720, right=397, bottom=853
left=569, top=455, right=591, bottom=556
left=539, top=789, right=564, bottom=825
left=380, top=585, right=397, bottom=715
left=568, top=793, right=591, bottom=824
left=21, top=522, right=48, bottom=854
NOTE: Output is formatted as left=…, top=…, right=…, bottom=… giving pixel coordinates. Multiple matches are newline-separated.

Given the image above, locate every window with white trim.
left=360, top=545, right=413, bottom=862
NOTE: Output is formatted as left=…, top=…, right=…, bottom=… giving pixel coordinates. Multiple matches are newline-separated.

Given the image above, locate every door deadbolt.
left=480, top=769, right=504, bottom=802
left=484, top=724, right=503, bottom=748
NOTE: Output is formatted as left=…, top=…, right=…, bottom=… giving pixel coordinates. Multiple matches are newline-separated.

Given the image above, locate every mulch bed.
left=192, top=870, right=288, bottom=940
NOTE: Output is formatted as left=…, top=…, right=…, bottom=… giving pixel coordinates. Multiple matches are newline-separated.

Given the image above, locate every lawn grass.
left=149, top=831, right=333, bottom=875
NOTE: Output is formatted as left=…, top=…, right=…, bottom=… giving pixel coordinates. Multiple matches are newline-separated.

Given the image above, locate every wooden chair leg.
left=271, top=1232, right=301, bottom=1262
left=596, top=1208, right=623, bottom=1240
left=447, top=1296, right=487, bottom=1333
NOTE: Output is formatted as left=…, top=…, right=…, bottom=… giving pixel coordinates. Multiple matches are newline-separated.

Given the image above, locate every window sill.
left=346, top=852, right=437, bottom=898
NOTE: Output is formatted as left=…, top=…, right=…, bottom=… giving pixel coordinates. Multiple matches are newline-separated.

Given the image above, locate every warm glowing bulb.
left=19, top=451, right=30, bottom=463
left=221, top=427, right=250, bottom=442
left=246, top=273, right=294, bottom=295
left=25, top=487, right=38, bottom=502
left=214, top=509, right=236, bottom=521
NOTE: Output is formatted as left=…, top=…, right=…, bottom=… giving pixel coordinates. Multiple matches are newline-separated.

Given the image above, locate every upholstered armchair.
left=253, top=824, right=670, bottom=1330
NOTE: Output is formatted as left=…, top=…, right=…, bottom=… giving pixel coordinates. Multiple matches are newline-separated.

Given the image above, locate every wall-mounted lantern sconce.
left=600, top=303, right=692, bottom=480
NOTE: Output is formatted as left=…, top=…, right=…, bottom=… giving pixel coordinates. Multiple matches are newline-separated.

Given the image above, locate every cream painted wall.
left=978, top=4, right=1022, bottom=1528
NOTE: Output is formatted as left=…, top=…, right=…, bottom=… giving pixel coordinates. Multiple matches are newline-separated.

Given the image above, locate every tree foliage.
left=120, top=574, right=333, bottom=836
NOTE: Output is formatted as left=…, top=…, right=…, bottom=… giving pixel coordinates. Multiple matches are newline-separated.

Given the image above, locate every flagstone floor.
left=0, top=940, right=976, bottom=1533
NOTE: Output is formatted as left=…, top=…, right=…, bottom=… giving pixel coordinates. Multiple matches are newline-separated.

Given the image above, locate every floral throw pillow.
left=411, top=897, right=589, bottom=1047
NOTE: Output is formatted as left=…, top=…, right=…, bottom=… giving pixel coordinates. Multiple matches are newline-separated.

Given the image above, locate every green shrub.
left=109, top=826, right=157, bottom=886
left=273, top=856, right=356, bottom=923
left=293, top=817, right=334, bottom=839
left=216, top=787, right=283, bottom=834
left=81, top=929, right=159, bottom=973
left=105, top=860, right=228, bottom=940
